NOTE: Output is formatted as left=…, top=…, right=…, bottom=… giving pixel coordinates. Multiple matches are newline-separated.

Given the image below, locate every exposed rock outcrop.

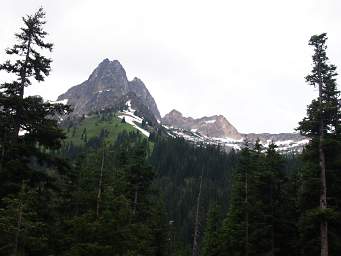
left=57, top=59, right=161, bottom=120
left=162, top=110, right=242, bottom=140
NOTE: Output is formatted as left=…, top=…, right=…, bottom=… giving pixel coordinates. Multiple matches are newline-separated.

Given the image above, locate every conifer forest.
left=0, top=5, right=340, bottom=256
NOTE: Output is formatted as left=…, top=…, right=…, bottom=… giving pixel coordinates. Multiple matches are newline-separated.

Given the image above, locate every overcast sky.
left=1, top=0, right=341, bottom=133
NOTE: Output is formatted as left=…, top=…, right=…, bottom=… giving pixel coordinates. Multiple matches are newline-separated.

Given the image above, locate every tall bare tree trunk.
left=13, top=181, right=25, bottom=256
left=133, top=187, right=138, bottom=215
left=319, top=134, right=328, bottom=256
left=13, top=36, right=32, bottom=141
left=270, top=182, right=275, bottom=256
left=245, top=166, right=249, bottom=256
left=319, top=104, right=328, bottom=256
left=0, top=132, right=5, bottom=173
left=96, top=149, right=105, bottom=218
left=192, top=168, right=204, bottom=256
left=318, top=60, right=328, bottom=256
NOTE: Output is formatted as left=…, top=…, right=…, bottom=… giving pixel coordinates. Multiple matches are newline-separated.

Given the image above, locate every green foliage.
left=1, top=9, right=341, bottom=256
left=150, top=137, right=237, bottom=253
left=218, top=141, right=301, bottom=256
left=297, top=33, right=341, bottom=256
left=63, top=114, right=137, bottom=146
left=201, top=204, right=222, bottom=256
left=0, top=8, right=71, bottom=255
left=59, top=134, right=168, bottom=256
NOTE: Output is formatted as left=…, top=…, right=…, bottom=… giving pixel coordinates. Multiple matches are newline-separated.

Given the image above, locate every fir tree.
left=0, top=7, right=70, bottom=196
left=0, top=8, right=70, bottom=255
left=201, top=204, right=222, bottom=256
left=297, top=33, right=341, bottom=256
left=0, top=7, right=53, bottom=140
left=220, top=143, right=253, bottom=256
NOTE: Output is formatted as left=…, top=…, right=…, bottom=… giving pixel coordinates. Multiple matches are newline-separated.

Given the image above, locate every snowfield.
left=49, top=99, right=68, bottom=105
left=164, top=125, right=308, bottom=153
left=204, top=119, right=216, bottom=124
left=117, top=100, right=150, bottom=137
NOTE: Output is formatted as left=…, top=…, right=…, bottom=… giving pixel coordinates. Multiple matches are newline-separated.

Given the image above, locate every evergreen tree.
left=201, top=204, right=222, bottom=256
left=0, top=7, right=70, bottom=196
left=220, top=143, right=253, bottom=256
left=1, top=7, right=53, bottom=140
left=219, top=141, right=299, bottom=256
left=60, top=132, right=168, bottom=256
left=0, top=8, right=70, bottom=255
left=297, top=33, right=341, bottom=256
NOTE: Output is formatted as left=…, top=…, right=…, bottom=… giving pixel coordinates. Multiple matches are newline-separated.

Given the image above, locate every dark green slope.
left=62, top=113, right=146, bottom=147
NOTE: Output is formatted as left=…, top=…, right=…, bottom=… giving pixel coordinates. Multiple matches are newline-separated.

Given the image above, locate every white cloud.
left=0, top=0, right=340, bottom=133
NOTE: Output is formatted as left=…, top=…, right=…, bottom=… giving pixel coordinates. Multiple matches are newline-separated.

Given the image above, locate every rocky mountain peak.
left=162, top=110, right=241, bottom=140
left=89, top=59, right=123, bottom=79
left=163, top=110, right=193, bottom=128
left=127, top=77, right=161, bottom=120
left=57, top=58, right=161, bottom=119
left=87, top=59, right=128, bottom=93
left=167, top=109, right=183, bottom=118
left=132, top=77, right=142, bottom=82
left=214, top=115, right=233, bottom=126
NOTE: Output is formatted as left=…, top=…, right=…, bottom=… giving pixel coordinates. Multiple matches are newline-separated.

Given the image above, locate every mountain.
left=114, top=92, right=159, bottom=127
left=57, top=58, right=161, bottom=120
left=57, top=58, right=307, bottom=152
left=244, top=132, right=305, bottom=142
left=162, top=109, right=242, bottom=140
left=162, top=110, right=307, bottom=152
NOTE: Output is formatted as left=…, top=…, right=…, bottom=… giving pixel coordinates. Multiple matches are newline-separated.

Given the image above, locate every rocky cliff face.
left=57, top=58, right=306, bottom=151
left=162, top=109, right=307, bottom=152
left=127, top=77, right=160, bottom=120
left=57, top=59, right=161, bottom=120
left=162, top=109, right=242, bottom=140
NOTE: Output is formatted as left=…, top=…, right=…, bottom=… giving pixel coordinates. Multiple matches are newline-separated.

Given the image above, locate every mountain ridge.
left=57, top=58, right=161, bottom=120
left=162, top=109, right=242, bottom=140
left=57, top=58, right=307, bottom=151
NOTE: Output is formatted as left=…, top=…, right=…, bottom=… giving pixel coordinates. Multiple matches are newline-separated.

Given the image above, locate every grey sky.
left=1, top=0, right=340, bottom=133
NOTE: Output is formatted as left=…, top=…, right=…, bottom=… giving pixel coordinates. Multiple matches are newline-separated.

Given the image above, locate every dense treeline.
left=149, top=137, right=305, bottom=256
left=1, top=128, right=169, bottom=255
left=59, top=133, right=168, bottom=255
left=198, top=34, right=341, bottom=256
left=150, top=137, right=238, bottom=254
left=0, top=7, right=340, bottom=256
left=198, top=139, right=340, bottom=256
left=201, top=142, right=301, bottom=256
left=0, top=8, right=167, bottom=255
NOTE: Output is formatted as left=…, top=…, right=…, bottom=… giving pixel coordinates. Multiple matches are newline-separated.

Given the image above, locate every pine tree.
left=0, top=7, right=70, bottom=196
left=220, top=143, right=253, bottom=256
left=220, top=141, right=298, bottom=256
left=263, top=142, right=286, bottom=256
left=297, top=33, right=341, bottom=256
left=0, top=8, right=70, bottom=255
left=192, top=168, right=204, bottom=256
left=201, top=204, right=222, bottom=256
left=0, top=7, right=53, bottom=140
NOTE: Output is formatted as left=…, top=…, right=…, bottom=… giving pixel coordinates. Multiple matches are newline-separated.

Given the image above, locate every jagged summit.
left=162, top=109, right=307, bottom=152
left=57, top=58, right=307, bottom=151
left=162, top=109, right=242, bottom=140
left=167, top=109, right=185, bottom=117
left=57, top=58, right=161, bottom=119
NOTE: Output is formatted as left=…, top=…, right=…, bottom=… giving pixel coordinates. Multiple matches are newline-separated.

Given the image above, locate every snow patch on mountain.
left=117, top=101, right=150, bottom=137
left=49, top=99, right=68, bottom=105
left=204, top=119, right=216, bottom=124
left=163, top=125, right=308, bottom=153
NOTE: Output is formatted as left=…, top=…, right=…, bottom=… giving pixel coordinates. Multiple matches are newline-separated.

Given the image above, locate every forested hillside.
left=0, top=7, right=340, bottom=256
